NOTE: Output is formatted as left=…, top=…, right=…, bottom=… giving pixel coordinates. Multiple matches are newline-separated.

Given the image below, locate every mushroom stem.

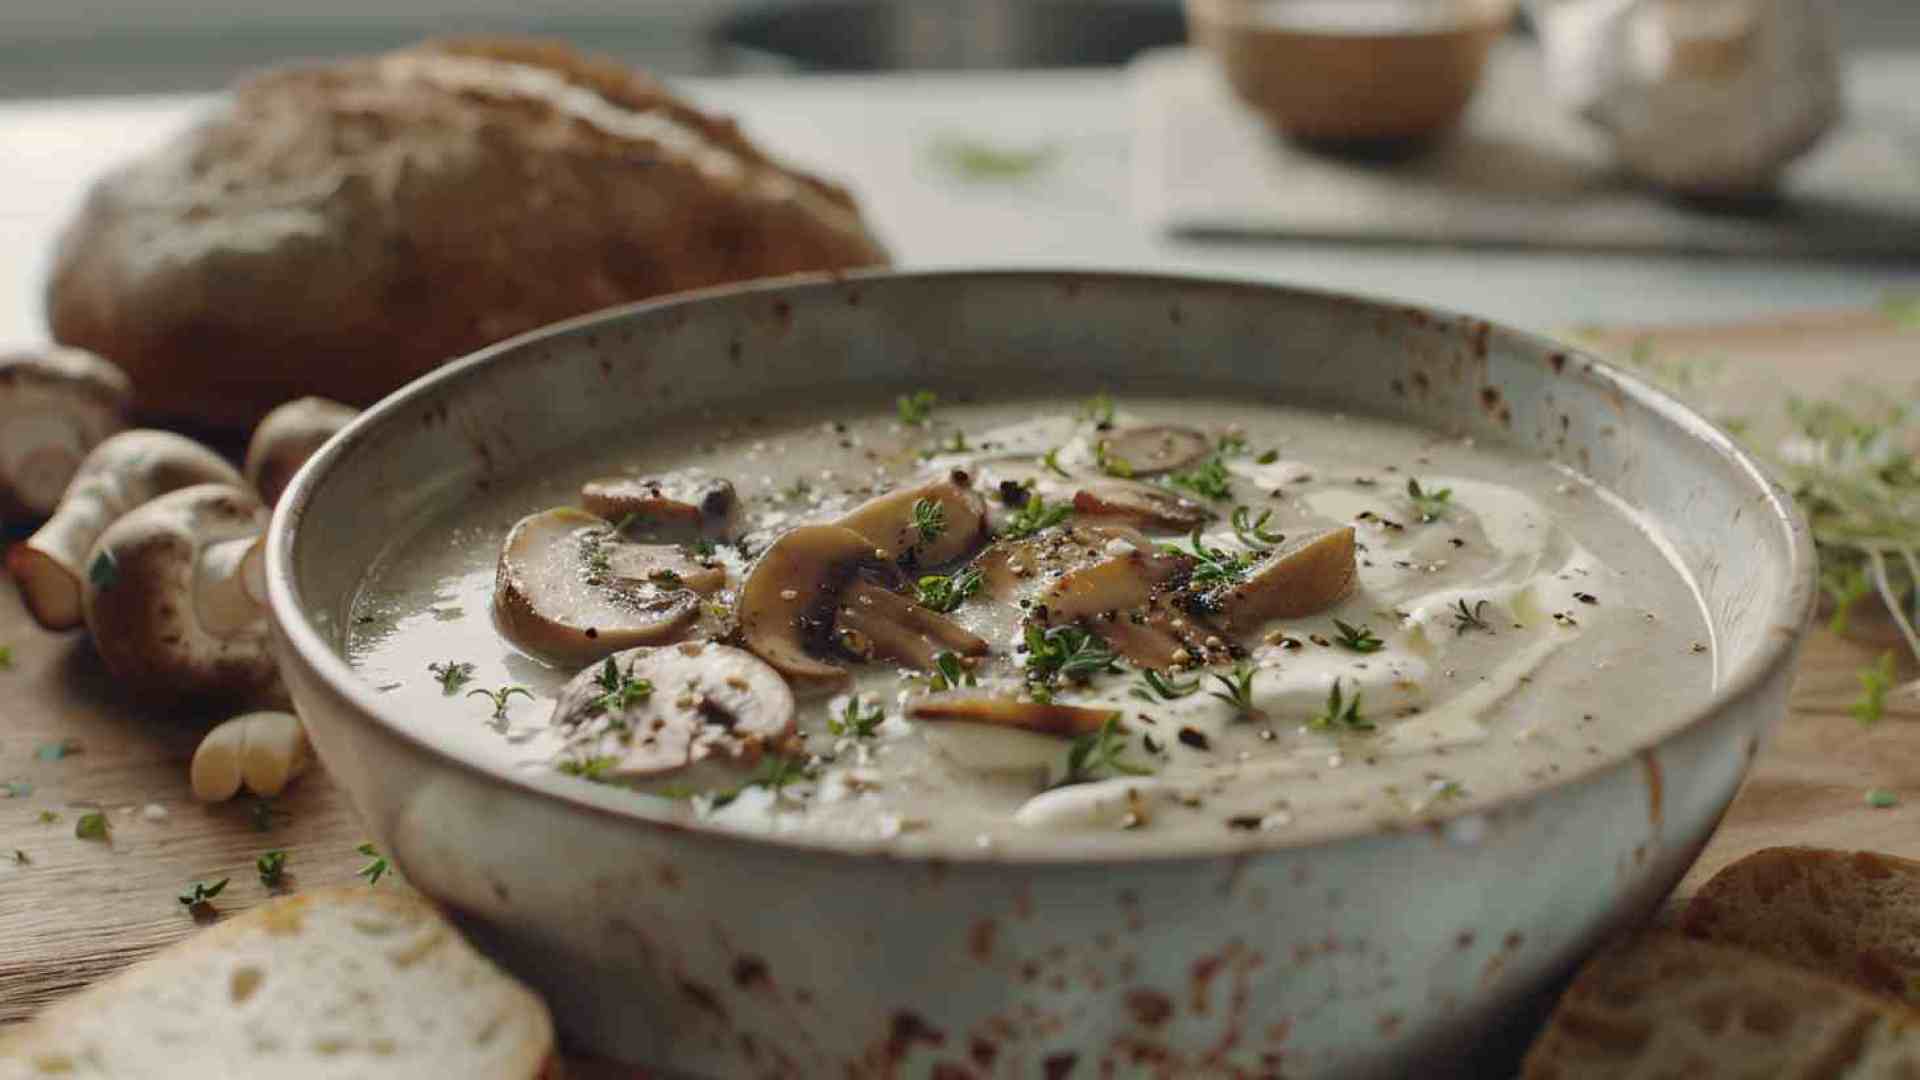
left=196, top=535, right=267, bottom=636
left=6, top=430, right=241, bottom=630
left=836, top=579, right=988, bottom=670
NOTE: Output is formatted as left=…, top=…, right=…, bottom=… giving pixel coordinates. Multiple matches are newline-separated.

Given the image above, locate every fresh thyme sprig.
left=1332, top=619, right=1384, bottom=653
left=1308, top=679, right=1373, bottom=732
left=1023, top=625, right=1121, bottom=693
left=1229, top=506, right=1284, bottom=550
left=1207, top=661, right=1261, bottom=720
left=897, top=390, right=936, bottom=426
left=1064, top=714, right=1151, bottom=783
left=910, top=497, right=947, bottom=543
left=930, top=651, right=978, bottom=692
left=356, top=843, right=390, bottom=885
left=1162, top=531, right=1253, bottom=590
left=915, top=567, right=982, bottom=614
left=1001, top=492, right=1071, bottom=539
left=467, top=685, right=534, bottom=721
left=1167, top=456, right=1234, bottom=501
left=428, top=660, right=475, bottom=695
left=1132, top=669, right=1199, bottom=702
left=590, top=656, right=654, bottom=715
left=1450, top=599, right=1492, bottom=635
left=828, top=695, right=885, bottom=739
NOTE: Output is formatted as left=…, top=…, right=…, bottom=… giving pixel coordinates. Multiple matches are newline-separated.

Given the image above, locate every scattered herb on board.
left=929, top=135, right=1058, bottom=182
left=929, top=651, right=978, bottom=692
left=355, top=843, right=390, bottom=885
left=1000, top=493, right=1071, bottom=539
left=178, top=878, right=229, bottom=910
left=1208, top=661, right=1261, bottom=720
left=34, top=739, right=79, bottom=762
left=74, top=811, right=109, bottom=842
left=427, top=660, right=475, bottom=695
left=249, top=799, right=288, bottom=833
left=828, top=696, right=885, bottom=739
left=1867, top=787, right=1899, bottom=809
left=1064, top=715, right=1151, bottom=784
left=1132, top=669, right=1199, bottom=702
left=915, top=568, right=982, bottom=614
left=37, top=810, right=59, bottom=825
left=897, top=390, right=937, bottom=426
left=1333, top=619, right=1385, bottom=653
left=467, top=685, right=534, bottom=721
left=1167, top=456, right=1234, bottom=501
left=1308, top=679, right=1373, bottom=732
left=1406, top=479, right=1453, bottom=522
left=256, top=850, right=288, bottom=888
left=1853, top=652, right=1897, bottom=725
left=1230, top=506, right=1283, bottom=550
left=88, top=550, right=117, bottom=589
left=0, top=645, right=12, bottom=669
left=1451, top=599, right=1493, bottom=635
left=910, top=497, right=948, bottom=543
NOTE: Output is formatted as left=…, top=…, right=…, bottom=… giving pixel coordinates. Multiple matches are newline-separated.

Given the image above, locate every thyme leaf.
left=1407, top=478, right=1453, bottom=522
left=910, top=497, right=948, bottom=543
left=915, top=567, right=983, bottom=614
left=1230, top=506, right=1284, bottom=550
left=1131, top=669, right=1199, bottom=702
left=428, top=660, right=475, bottom=695
left=1332, top=619, right=1384, bottom=653
left=1001, top=492, right=1071, bottom=539
left=897, top=390, right=937, bottom=426
left=1064, top=714, right=1150, bottom=783
left=1308, top=679, right=1373, bottom=732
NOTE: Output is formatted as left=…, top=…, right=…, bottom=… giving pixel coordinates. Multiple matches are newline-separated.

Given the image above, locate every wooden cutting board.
left=0, top=307, right=1914, bottom=1058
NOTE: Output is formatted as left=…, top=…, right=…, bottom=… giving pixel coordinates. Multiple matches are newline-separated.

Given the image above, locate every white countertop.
left=4, top=65, right=1917, bottom=348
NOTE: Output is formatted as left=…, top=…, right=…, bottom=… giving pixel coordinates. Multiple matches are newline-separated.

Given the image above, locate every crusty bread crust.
left=46, top=36, right=890, bottom=429
left=1682, top=846, right=1920, bottom=1003
left=1521, top=933, right=1920, bottom=1079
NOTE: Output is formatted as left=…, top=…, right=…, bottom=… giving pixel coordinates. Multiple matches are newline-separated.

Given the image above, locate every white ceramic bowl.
left=267, top=270, right=1813, bottom=1077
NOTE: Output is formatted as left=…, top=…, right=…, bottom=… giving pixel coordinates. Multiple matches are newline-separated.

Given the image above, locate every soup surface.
left=347, top=392, right=1717, bottom=856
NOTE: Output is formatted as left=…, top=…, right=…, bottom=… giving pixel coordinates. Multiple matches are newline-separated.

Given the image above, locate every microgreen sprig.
left=915, top=567, right=982, bottom=614
left=1230, top=506, right=1284, bottom=550
left=1406, top=478, right=1453, bottom=522
left=1208, top=661, right=1261, bottom=720
left=829, top=695, right=885, bottom=739
left=1064, top=715, right=1151, bottom=784
left=1001, top=492, right=1071, bottom=539
left=897, top=390, right=937, bottom=426
left=1132, top=669, right=1199, bottom=702
left=910, top=497, right=947, bottom=543
left=428, top=660, right=475, bottom=695
left=1332, top=619, right=1384, bottom=653
left=1308, top=679, right=1373, bottom=732
left=1450, top=599, right=1493, bottom=635
left=1167, top=456, right=1234, bottom=501
left=1162, top=531, right=1253, bottom=590
left=467, top=685, right=534, bottom=721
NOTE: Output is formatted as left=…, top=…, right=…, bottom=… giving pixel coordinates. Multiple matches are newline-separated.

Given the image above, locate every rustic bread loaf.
left=0, top=887, right=557, bottom=1079
left=1521, top=932, right=1920, bottom=1079
left=1681, top=845, right=1920, bottom=1003
left=46, top=36, right=890, bottom=429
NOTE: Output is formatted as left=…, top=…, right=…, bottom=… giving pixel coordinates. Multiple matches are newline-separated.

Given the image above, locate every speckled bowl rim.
left=266, top=267, right=1817, bottom=866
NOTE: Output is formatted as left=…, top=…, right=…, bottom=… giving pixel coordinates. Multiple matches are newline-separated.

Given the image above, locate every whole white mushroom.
left=0, top=345, right=130, bottom=521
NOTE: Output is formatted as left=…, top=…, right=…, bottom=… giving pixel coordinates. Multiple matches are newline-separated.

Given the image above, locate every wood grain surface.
left=0, top=308, right=1914, bottom=1066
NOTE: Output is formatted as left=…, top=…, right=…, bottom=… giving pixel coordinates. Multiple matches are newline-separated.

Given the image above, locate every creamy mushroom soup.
left=346, top=394, right=1716, bottom=855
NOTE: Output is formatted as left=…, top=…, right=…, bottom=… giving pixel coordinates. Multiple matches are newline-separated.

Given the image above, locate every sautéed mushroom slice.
left=494, top=508, right=723, bottom=666
left=581, top=468, right=738, bottom=536
left=835, top=471, right=989, bottom=566
left=1212, top=526, right=1358, bottom=631
left=551, top=642, right=795, bottom=781
left=1071, top=479, right=1213, bottom=531
left=1094, top=424, right=1210, bottom=477
left=908, top=692, right=1116, bottom=737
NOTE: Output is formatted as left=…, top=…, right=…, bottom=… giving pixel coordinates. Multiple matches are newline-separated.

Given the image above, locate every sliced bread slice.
left=0, top=887, right=556, bottom=1080
left=1522, top=932, right=1920, bottom=1079
left=1682, top=846, right=1920, bottom=1002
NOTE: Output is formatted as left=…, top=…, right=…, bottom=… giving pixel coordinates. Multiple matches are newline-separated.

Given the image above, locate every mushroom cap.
left=244, top=396, right=357, bottom=506
left=7, top=429, right=243, bottom=630
left=1215, top=526, right=1358, bottom=630
left=580, top=469, right=736, bottom=535
left=735, top=523, right=879, bottom=688
left=0, top=346, right=132, bottom=519
left=81, top=482, right=278, bottom=702
left=1095, top=425, right=1211, bottom=477
left=550, top=642, right=795, bottom=779
left=493, top=507, right=717, bottom=667
left=834, top=472, right=988, bottom=567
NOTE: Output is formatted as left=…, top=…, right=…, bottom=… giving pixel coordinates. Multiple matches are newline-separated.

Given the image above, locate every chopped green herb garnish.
left=1207, top=661, right=1260, bottom=720
left=1094, top=439, right=1134, bottom=479
left=467, top=685, right=535, bottom=721
left=1131, top=669, right=1199, bottom=702
left=929, top=135, right=1058, bottom=181
left=1041, top=447, right=1071, bottom=478
left=1854, top=651, right=1897, bottom=725
left=897, top=390, right=937, bottom=426
left=1001, top=493, right=1071, bottom=539
left=1867, top=787, right=1900, bottom=808
left=178, top=878, right=228, bottom=909
left=1229, top=506, right=1283, bottom=550
left=37, top=810, right=59, bottom=825
left=1450, top=599, right=1493, bottom=635
left=911, top=497, right=948, bottom=543
left=691, top=538, right=718, bottom=560
left=1023, top=625, right=1120, bottom=689
left=1823, top=563, right=1873, bottom=634
left=915, top=568, right=983, bottom=614
left=1308, top=679, right=1373, bottom=732
left=256, top=849, right=288, bottom=887
left=784, top=478, right=813, bottom=502
left=1162, top=531, right=1253, bottom=590
left=1217, top=432, right=1249, bottom=456
left=1064, top=714, right=1150, bottom=784
left=828, top=695, right=885, bottom=739
left=428, top=661, right=475, bottom=695
left=75, top=811, right=108, bottom=842
left=88, top=550, right=117, bottom=589
left=1407, top=479, right=1453, bottom=522
left=1255, top=449, right=1280, bottom=465
left=1167, top=456, right=1234, bottom=501
left=0, top=645, right=12, bottom=670
left=929, top=651, right=978, bottom=692
left=355, top=842, right=390, bottom=885
left=557, top=755, right=619, bottom=782
left=1332, top=619, right=1384, bottom=653
left=590, top=656, right=654, bottom=716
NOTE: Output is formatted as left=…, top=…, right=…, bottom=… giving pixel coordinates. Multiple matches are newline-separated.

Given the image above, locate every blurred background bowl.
left=1187, top=0, right=1517, bottom=147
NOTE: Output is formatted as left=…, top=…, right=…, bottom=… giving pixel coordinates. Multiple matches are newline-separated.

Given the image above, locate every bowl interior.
left=269, top=269, right=1813, bottom=858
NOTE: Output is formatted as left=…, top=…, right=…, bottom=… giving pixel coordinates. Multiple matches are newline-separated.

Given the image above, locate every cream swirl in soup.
left=346, top=393, right=1716, bottom=855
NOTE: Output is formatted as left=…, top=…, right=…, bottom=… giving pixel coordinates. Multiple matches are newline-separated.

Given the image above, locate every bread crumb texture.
left=1522, top=933, right=1920, bottom=1079
left=0, top=887, right=554, bottom=1079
